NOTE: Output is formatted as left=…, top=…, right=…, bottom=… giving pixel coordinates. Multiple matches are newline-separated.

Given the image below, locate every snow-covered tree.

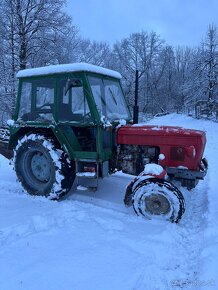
left=75, top=39, right=113, bottom=67
left=113, top=31, right=164, bottom=113
left=183, top=25, right=218, bottom=118
left=0, top=0, right=79, bottom=123
left=203, top=24, right=218, bottom=103
left=1, top=0, right=79, bottom=69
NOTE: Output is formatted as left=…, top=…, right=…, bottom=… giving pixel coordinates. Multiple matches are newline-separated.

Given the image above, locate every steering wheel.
left=37, top=103, right=52, bottom=110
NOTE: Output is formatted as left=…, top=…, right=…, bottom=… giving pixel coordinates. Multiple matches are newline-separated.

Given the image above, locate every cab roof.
left=16, top=62, right=122, bottom=79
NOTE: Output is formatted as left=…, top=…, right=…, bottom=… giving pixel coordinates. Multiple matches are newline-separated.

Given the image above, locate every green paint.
left=9, top=65, right=131, bottom=163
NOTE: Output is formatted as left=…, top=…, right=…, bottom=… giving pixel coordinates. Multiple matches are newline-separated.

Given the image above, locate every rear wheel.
left=14, top=134, right=74, bottom=199
left=132, top=178, right=185, bottom=223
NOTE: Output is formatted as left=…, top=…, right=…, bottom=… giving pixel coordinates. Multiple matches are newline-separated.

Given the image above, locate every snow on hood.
left=16, top=63, right=122, bottom=79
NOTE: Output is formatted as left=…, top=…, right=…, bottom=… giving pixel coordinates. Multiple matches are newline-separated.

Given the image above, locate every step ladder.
left=75, top=159, right=99, bottom=191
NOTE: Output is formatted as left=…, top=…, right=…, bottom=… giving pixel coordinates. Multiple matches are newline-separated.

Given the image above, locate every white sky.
left=66, top=0, right=218, bottom=47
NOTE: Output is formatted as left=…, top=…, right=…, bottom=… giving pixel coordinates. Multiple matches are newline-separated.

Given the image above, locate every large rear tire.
left=132, top=178, right=185, bottom=223
left=14, top=134, right=74, bottom=199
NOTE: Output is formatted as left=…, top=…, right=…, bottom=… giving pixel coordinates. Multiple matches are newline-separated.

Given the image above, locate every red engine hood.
left=117, top=125, right=206, bottom=170
left=117, top=125, right=205, bottom=141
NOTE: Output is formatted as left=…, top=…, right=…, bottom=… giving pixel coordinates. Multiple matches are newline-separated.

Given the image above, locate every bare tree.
left=75, top=39, right=112, bottom=67
left=183, top=25, right=218, bottom=118
left=204, top=24, right=218, bottom=103
left=113, top=31, right=165, bottom=114
left=2, top=0, right=78, bottom=69
left=0, top=0, right=79, bottom=124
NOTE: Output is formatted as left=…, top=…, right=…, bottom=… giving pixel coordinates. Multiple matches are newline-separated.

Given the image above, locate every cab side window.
left=18, top=81, right=32, bottom=120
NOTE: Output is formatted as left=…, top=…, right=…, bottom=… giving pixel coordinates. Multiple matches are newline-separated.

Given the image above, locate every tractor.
left=0, top=63, right=208, bottom=223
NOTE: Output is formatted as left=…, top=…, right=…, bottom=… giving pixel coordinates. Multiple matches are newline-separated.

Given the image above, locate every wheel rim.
left=132, top=178, right=185, bottom=222
left=30, top=151, right=51, bottom=182
left=144, top=193, right=171, bottom=215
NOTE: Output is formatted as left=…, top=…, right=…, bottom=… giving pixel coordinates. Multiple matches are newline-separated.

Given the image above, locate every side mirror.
left=65, top=78, right=82, bottom=95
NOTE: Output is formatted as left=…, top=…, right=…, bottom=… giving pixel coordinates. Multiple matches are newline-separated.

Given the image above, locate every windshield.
left=88, top=76, right=130, bottom=122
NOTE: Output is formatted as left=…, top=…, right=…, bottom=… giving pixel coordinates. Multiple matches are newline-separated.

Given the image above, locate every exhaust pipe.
left=133, top=70, right=139, bottom=124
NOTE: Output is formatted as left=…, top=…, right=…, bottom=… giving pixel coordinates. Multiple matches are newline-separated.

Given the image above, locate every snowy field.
left=0, top=114, right=217, bottom=290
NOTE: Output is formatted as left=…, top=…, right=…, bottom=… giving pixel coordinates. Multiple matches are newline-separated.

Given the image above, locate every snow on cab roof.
left=16, top=62, right=122, bottom=79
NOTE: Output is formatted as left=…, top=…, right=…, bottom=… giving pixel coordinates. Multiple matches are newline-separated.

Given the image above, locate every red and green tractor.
left=0, top=63, right=208, bottom=222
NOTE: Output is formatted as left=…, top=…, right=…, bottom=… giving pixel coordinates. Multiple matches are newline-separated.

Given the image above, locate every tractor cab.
left=12, top=63, right=131, bottom=163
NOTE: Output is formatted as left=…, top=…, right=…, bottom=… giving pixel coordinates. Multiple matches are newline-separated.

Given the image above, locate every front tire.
left=14, top=134, right=74, bottom=199
left=132, top=178, right=185, bottom=223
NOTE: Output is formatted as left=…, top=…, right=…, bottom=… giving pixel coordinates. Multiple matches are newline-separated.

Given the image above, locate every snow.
left=116, top=119, right=127, bottom=129
left=77, top=185, right=89, bottom=191
left=101, top=115, right=112, bottom=128
left=159, top=153, right=165, bottom=160
left=151, top=126, right=161, bottom=130
left=0, top=113, right=218, bottom=290
left=143, top=163, right=164, bottom=175
left=118, top=119, right=127, bottom=126
left=6, top=119, right=15, bottom=126
left=76, top=172, right=96, bottom=177
left=177, top=165, right=189, bottom=169
left=0, top=127, right=10, bottom=141
left=16, top=62, right=122, bottom=79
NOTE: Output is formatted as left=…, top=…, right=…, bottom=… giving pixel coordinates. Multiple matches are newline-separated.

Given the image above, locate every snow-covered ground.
left=0, top=114, right=217, bottom=290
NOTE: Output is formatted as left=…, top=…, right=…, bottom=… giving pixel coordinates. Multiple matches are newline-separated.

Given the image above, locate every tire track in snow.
left=0, top=215, right=59, bottom=249
left=0, top=173, right=209, bottom=290
left=0, top=181, right=209, bottom=290
left=165, top=179, right=209, bottom=290
left=0, top=203, right=81, bottom=249
left=122, top=179, right=209, bottom=290
left=0, top=201, right=130, bottom=250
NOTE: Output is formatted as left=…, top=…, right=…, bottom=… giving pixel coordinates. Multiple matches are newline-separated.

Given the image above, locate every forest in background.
left=0, top=0, right=218, bottom=124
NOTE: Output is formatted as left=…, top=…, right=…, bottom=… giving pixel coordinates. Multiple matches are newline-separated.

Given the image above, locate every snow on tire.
left=132, top=178, right=185, bottom=223
left=14, top=134, right=74, bottom=199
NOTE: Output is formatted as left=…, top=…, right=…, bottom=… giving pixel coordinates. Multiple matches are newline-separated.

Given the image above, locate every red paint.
left=117, top=125, right=206, bottom=170
left=139, top=169, right=167, bottom=179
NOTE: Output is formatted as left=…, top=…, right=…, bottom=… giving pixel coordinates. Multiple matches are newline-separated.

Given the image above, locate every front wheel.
left=132, top=178, right=185, bottom=223
left=14, top=134, right=75, bottom=199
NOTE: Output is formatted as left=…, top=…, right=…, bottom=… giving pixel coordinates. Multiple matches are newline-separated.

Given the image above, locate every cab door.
left=56, top=76, right=98, bottom=159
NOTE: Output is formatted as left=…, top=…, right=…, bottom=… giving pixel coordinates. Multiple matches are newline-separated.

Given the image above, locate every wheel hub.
left=144, top=193, right=171, bottom=215
left=30, top=152, right=51, bottom=182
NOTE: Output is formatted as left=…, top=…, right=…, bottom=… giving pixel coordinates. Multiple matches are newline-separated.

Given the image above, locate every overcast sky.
left=66, top=0, right=218, bottom=47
